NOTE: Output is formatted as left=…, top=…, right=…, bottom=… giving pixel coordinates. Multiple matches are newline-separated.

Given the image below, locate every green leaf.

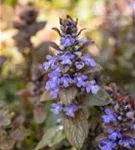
left=59, top=87, right=78, bottom=105
left=35, top=126, right=65, bottom=150
left=85, top=88, right=112, bottom=106
left=40, top=90, right=52, bottom=102
left=84, top=64, right=103, bottom=74
left=63, top=112, right=89, bottom=149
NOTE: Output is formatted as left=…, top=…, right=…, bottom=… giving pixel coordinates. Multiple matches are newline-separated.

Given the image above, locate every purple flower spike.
left=51, top=103, right=63, bottom=115
left=43, top=16, right=100, bottom=101
left=64, top=104, right=78, bottom=117
left=81, top=54, right=96, bottom=67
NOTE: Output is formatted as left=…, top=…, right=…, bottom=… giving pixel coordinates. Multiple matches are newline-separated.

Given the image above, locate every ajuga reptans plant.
left=39, top=15, right=111, bottom=150
left=43, top=15, right=100, bottom=117
left=98, top=84, right=135, bottom=150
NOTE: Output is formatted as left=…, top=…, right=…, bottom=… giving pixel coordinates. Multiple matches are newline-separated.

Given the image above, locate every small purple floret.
left=64, top=104, right=78, bottom=117
left=99, top=139, right=117, bottom=150
left=81, top=54, right=96, bottom=67
left=102, top=108, right=117, bottom=124
left=119, top=136, right=135, bottom=149
left=60, top=34, right=76, bottom=47
left=85, top=80, right=99, bottom=94
left=51, top=103, right=63, bottom=115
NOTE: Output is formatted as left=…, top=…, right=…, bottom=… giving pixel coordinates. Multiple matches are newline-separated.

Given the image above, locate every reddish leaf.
left=63, top=111, right=89, bottom=149
left=33, top=104, right=46, bottom=124
left=78, top=40, right=94, bottom=51
left=59, top=87, right=78, bottom=105
left=52, top=27, right=62, bottom=36
left=47, top=41, right=60, bottom=50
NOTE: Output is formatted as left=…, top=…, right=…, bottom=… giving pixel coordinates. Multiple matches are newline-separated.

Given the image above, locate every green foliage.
left=35, top=126, right=65, bottom=150
left=63, top=112, right=89, bottom=149
left=84, top=88, right=112, bottom=106
left=59, top=87, right=78, bottom=105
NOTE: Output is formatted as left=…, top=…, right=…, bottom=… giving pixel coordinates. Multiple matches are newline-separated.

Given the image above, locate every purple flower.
left=51, top=103, right=63, bottom=115
left=119, top=136, right=135, bottom=149
left=43, top=55, right=57, bottom=70
left=50, top=88, right=60, bottom=99
left=74, top=73, right=88, bottom=88
left=45, top=70, right=61, bottom=99
left=59, top=52, right=75, bottom=66
left=60, top=34, right=76, bottom=47
left=45, top=69, right=61, bottom=97
left=99, top=139, right=117, bottom=150
left=48, top=68, right=61, bottom=78
left=81, top=54, right=96, bottom=67
left=108, top=129, right=122, bottom=141
left=102, top=108, right=117, bottom=124
left=45, top=77, right=60, bottom=90
left=64, top=104, right=78, bottom=117
left=60, top=74, right=73, bottom=88
left=85, top=80, right=99, bottom=94
left=75, top=61, right=85, bottom=69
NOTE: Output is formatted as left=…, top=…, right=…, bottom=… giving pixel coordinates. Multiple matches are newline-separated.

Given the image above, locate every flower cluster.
left=51, top=103, right=78, bottom=117
left=43, top=15, right=100, bottom=117
left=43, top=15, right=99, bottom=99
left=99, top=94, right=135, bottom=150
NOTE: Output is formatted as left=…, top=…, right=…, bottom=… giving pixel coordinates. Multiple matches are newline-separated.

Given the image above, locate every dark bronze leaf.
left=13, top=22, right=46, bottom=43
left=33, top=104, right=46, bottom=124
left=52, top=27, right=62, bottom=36
left=63, top=111, right=89, bottom=149
left=77, top=28, right=86, bottom=36
left=59, top=87, right=78, bottom=105
left=83, top=64, right=103, bottom=74
left=66, top=15, right=73, bottom=20
left=40, top=90, right=52, bottom=102
left=78, top=40, right=95, bottom=51
left=96, top=133, right=107, bottom=142
left=84, top=88, right=112, bottom=106
left=47, top=41, right=60, bottom=50
left=59, top=17, right=63, bottom=25
left=24, top=21, right=46, bottom=37
left=12, top=21, right=25, bottom=29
